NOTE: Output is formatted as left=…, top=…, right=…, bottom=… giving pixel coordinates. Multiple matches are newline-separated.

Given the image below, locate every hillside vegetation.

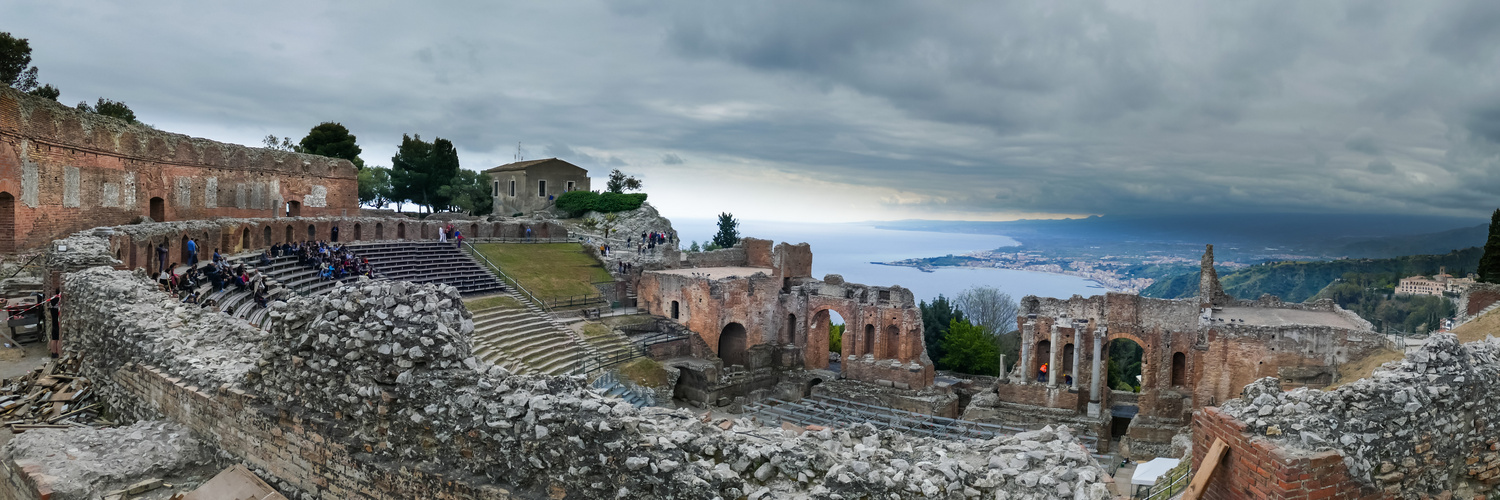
left=1141, top=247, right=1482, bottom=302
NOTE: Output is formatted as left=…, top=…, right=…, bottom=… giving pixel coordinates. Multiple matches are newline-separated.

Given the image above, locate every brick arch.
left=807, top=305, right=855, bottom=371
left=1106, top=331, right=1152, bottom=391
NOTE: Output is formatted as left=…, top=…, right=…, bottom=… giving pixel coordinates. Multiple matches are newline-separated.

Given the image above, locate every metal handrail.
left=5, top=253, right=42, bottom=280
left=1141, top=464, right=1189, bottom=500
left=462, top=241, right=547, bottom=311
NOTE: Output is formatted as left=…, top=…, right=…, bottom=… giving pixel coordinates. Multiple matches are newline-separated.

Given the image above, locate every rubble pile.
left=0, top=355, right=103, bottom=431
left=1, top=421, right=210, bottom=500
left=62, top=266, right=268, bottom=412
left=1220, top=333, right=1500, bottom=495
left=244, top=278, right=1113, bottom=499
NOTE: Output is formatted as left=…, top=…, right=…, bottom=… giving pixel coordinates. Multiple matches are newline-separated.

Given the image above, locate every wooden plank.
left=1181, top=437, right=1229, bottom=500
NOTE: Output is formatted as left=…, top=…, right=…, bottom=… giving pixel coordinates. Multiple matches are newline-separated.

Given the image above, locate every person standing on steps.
left=186, top=238, right=199, bottom=266
left=46, top=294, right=61, bottom=358
left=155, top=241, right=168, bottom=275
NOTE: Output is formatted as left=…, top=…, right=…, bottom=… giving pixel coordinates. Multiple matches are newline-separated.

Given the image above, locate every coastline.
left=871, top=261, right=1122, bottom=293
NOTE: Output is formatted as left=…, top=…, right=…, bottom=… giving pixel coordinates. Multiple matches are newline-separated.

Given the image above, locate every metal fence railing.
left=1140, top=463, right=1189, bottom=499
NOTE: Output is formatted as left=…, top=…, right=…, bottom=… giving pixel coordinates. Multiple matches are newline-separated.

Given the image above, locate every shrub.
left=556, top=191, right=648, bottom=218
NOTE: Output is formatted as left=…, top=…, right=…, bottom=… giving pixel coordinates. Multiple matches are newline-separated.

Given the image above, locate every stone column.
left=1047, top=318, right=1062, bottom=388
left=1019, top=318, right=1034, bottom=383
left=1090, top=328, right=1104, bottom=402
left=1070, top=320, right=1082, bottom=391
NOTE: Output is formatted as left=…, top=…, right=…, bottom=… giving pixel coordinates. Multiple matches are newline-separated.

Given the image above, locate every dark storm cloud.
left=10, top=1, right=1500, bottom=220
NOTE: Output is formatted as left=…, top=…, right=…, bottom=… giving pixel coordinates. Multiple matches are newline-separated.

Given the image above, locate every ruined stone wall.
left=1191, top=407, right=1376, bottom=499
left=773, top=241, right=813, bottom=278
left=1460, top=283, right=1500, bottom=319
left=1204, top=334, right=1500, bottom=498
left=0, top=86, right=359, bottom=252
left=52, top=258, right=1114, bottom=499
left=1007, top=291, right=1392, bottom=458
left=42, top=216, right=565, bottom=290
left=683, top=246, right=748, bottom=268
left=638, top=268, right=935, bottom=389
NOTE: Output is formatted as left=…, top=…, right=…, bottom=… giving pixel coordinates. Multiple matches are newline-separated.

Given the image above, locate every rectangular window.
left=510, top=180, right=516, bottom=197
left=566, top=181, right=575, bottom=192
left=492, top=181, right=499, bottom=196
left=538, top=180, right=547, bottom=197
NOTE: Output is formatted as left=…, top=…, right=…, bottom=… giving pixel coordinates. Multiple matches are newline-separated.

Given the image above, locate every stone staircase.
left=468, top=292, right=599, bottom=376
left=590, top=371, right=655, bottom=407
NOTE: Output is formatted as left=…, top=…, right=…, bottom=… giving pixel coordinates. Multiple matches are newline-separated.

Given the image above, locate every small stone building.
left=483, top=158, right=590, bottom=216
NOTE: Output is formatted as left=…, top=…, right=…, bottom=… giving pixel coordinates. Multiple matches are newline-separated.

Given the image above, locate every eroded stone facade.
left=0, top=86, right=359, bottom=252
left=635, top=238, right=936, bottom=400
left=971, top=245, right=1395, bottom=458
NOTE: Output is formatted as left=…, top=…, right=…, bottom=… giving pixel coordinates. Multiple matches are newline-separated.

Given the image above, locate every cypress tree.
left=1480, top=209, right=1500, bottom=283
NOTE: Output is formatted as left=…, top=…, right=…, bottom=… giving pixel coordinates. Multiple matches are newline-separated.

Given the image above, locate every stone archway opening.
left=1062, top=343, right=1076, bottom=386
left=284, top=225, right=294, bottom=243
left=1107, top=338, right=1145, bottom=393
left=376, top=223, right=384, bottom=239
left=719, top=322, right=748, bottom=367
left=862, top=324, right=875, bottom=358
left=353, top=223, right=361, bottom=241
left=397, top=223, right=406, bottom=240
left=262, top=226, right=271, bottom=247
left=803, top=378, right=823, bottom=398
left=671, top=301, right=680, bottom=320
left=884, top=324, right=900, bottom=360
left=307, top=224, right=316, bottom=241
left=1033, top=340, right=1052, bottom=383
left=240, top=228, right=250, bottom=252
left=0, top=192, right=14, bottom=253
left=179, top=235, right=191, bottom=265
left=286, top=200, right=301, bottom=217
left=809, top=309, right=844, bottom=372
left=149, top=197, right=165, bottom=222
left=1171, top=351, right=1187, bottom=387
left=782, top=313, right=796, bottom=345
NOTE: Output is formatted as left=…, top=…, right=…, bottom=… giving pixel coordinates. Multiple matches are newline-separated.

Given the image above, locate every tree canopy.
left=1479, top=208, right=1500, bottom=283
left=299, top=122, right=365, bottom=169
left=606, top=169, right=642, bottom=194
left=76, top=98, right=136, bottom=123
left=2, top=32, right=59, bottom=100
left=389, top=134, right=461, bottom=213
left=938, top=320, right=1000, bottom=376
left=712, top=212, right=740, bottom=248
left=357, top=166, right=394, bottom=209
left=438, top=168, right=493, bottom=215
left=919, top=295, right=966, bottom=369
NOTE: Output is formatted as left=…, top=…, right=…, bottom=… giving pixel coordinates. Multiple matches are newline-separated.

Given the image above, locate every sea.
left=668, top=219, right=1105, bottom=308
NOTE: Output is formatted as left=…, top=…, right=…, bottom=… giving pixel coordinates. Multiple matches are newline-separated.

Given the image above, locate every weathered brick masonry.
left=0, top=85, right=358, bottom=252
left=1195, top=334, right=1500, bottom=498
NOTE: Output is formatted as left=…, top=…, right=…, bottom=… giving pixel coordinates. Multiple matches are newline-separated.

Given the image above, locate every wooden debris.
left=0, top=354, right=102, bottom=431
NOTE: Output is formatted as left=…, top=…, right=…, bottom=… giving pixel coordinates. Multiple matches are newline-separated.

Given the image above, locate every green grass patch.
left=464, top=294, right=522, bottom=311
left=471, top=243, right=614, bottom=299
left=618, top=358, right=669, bottom=388
left=582, top=322, right=613, bottom=338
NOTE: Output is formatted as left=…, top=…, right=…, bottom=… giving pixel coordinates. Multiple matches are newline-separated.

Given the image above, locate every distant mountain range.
left=874, top=213, right=1488, bottom=260
left=1140, top=247, right=1484, bottom=302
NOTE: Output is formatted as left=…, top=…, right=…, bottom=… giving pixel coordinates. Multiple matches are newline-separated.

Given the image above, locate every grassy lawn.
left=463, top=294, right=522, bottom=311
left=471, top=243, right=614, bottom=299
left=618, top=358, right=669, bottom=388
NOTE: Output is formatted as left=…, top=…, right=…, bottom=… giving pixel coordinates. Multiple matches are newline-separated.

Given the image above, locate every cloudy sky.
left=10, top=1, right=1500, bottom=222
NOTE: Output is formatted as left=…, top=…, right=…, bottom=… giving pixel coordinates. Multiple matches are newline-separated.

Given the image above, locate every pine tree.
left=1479, top=208, right=1500, bottom=283
left=711, top=212, right=740, bottom=248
